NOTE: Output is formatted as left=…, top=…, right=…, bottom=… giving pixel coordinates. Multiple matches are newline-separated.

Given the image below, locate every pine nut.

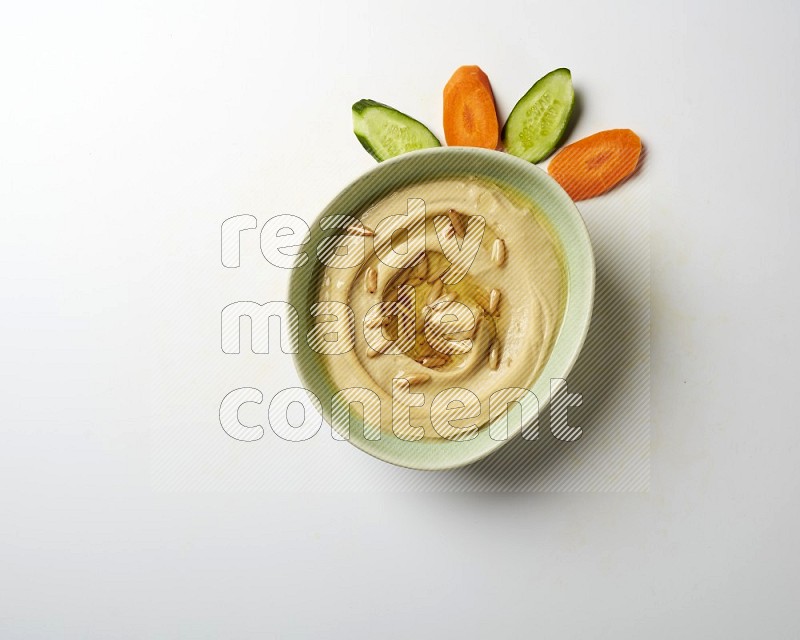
left=421, top=355, right=448, bottom=369
left=491, top=238, right=507, bottom=267
left=347, top=223, right=374, bottom=237
left=489, top=288, right=501, bottom=314
left=447, top=208, right=465, bottom=237
left=364, top=266, right=377, bottom=294
left=488, top=341, right=501, bottom=370
left=404, top=373, right=431, bottom=386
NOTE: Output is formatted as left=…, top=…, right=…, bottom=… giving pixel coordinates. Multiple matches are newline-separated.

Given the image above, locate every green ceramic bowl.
left=288, top=147, right=595, bottom=470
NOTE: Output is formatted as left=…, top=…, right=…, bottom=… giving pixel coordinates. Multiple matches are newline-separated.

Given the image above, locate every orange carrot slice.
left=443, top=66, right=499, bottom=149
left=548, top=129, right=642, bottom=201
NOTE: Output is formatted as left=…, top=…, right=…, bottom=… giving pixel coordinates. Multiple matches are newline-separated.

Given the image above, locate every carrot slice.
left=443, top=66, right=499, bottom=149
left=548, top=129, right=642, bottom=201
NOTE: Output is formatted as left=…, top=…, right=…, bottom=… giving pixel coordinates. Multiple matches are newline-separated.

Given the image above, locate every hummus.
left=316, top=177, right=566, bottom=441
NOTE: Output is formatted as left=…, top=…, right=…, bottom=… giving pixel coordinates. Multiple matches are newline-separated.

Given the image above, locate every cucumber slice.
left=502, top=68, right=574, bottom=163
left=352, top=99, right=441, bottom=162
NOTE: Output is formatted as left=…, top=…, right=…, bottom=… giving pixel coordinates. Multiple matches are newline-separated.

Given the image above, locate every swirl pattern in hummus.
left=316, top=178, right=566, bottom=441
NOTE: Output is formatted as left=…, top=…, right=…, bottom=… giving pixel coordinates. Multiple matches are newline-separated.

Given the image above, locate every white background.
left=2, top=0, right=799, bottom=637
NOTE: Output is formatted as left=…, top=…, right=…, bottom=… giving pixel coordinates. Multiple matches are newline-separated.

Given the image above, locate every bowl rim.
left=287, top=146, right=595, bottom=471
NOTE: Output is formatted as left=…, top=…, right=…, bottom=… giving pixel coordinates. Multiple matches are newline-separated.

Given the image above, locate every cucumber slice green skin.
left=502, top=68, right=574, bottom=164
left=353, top=99, right=441, bottom=162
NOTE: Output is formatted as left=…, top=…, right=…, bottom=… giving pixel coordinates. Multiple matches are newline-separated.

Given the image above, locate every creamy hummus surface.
left=316, top=178, right=566, bottom=441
